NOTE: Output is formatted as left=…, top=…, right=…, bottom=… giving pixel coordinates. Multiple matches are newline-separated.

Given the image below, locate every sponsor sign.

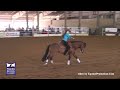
left=5, top=32, right=20, bottom=37
left=6, top=62, right=16, bottom=75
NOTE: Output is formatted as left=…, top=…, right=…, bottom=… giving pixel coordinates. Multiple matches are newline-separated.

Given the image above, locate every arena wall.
left=39, top=19, right=113, bottom=29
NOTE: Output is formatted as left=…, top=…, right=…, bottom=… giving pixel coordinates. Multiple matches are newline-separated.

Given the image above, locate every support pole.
left=64, top=11, right=67, bottom=30
left=26, top=11, right=29, bottom=30
left=37, top=11, right=39, bottom=31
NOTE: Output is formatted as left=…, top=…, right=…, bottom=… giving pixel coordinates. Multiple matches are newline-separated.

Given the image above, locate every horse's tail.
left=41, top=44, right=50, bottom=62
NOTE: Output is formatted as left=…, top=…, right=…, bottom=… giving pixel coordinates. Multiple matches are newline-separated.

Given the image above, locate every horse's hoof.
left=44, top=63, right=48, bottom=65
left=67, top=63, right=70, bottom=65
left=67, top=60, right=71, bottom=65
left=77, top=58, right=80, bottom=63
left=50, top=60, right=54, bottom=64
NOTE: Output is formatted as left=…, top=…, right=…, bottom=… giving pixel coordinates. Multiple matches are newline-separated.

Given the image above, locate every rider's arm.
left=68, top=34, right=75, bottom=40
left=71, top=37, right=75, bottom=39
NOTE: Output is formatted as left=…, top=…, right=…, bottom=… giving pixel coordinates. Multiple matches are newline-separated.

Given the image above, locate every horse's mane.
left=71, top=40, right=84, bottom=43
left=71, top=40, right=86, bottom=48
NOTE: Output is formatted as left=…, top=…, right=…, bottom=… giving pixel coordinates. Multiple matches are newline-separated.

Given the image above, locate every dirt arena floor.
left=0, top=36, right=120, bottom=79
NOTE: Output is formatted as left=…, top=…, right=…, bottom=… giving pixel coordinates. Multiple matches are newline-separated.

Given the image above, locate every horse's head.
left=80, top=42, right=86, bottom=53
left=71, top=41, right=86, bottom=53
left=83, top=42, right=86, bottom=48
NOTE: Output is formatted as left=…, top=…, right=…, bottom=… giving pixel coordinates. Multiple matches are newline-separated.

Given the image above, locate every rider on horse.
left=62, top=28, right=74, bottom=55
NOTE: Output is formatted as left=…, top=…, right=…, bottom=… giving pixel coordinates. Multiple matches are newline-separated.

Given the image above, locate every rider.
left=62, top=28, right=74, bottom=55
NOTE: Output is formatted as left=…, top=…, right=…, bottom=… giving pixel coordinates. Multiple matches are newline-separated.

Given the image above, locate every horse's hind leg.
left=44, top=55, right=49, bottom=65
left=44, top=52, right=54, bottom=65
left=73, top=52, right=80, bottom=63
left=50, top=56, right=54, bottom=64
left=44, top=58, right=49, bottom=65
left=48, top=53, right=54, bottom=64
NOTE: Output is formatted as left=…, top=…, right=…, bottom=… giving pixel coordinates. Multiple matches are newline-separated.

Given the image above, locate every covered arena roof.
left=0, top=11, right=115, bottom=20
left=0, top=11, right=62, bottom=20
left=0, top=11, right=39, bottom=20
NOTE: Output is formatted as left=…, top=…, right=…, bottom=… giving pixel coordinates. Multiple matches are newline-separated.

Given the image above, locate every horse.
left=41, top=40, right=86, bottom=65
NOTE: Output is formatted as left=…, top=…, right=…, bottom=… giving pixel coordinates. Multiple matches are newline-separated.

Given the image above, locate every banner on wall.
left=5, top=32, right=20, bottom=37
left=105, top=28, right=118, bottom=36
left=105, top=28, right=117, bottom=32
left=0, top=32, right=6, bottom=38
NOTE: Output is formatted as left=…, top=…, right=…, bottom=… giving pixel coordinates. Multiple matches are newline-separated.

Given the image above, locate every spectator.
left=56, top=28, right=60, bottom=34
left=22, top=27, right=25, bottom=31
left=42, top=29, right=45, bottom=32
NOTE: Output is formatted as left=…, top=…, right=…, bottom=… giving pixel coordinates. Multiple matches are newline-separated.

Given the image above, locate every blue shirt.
left=63, top=33, right=71, bottom=42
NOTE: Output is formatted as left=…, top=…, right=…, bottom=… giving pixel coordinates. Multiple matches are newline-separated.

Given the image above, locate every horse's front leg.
left=67, top=52, right=72, bottom=65
left=73, top=52, right=80, bottom=64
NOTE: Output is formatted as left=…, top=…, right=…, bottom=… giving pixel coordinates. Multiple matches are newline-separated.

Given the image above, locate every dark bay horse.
left=41, top=40, right=86, bottom=65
